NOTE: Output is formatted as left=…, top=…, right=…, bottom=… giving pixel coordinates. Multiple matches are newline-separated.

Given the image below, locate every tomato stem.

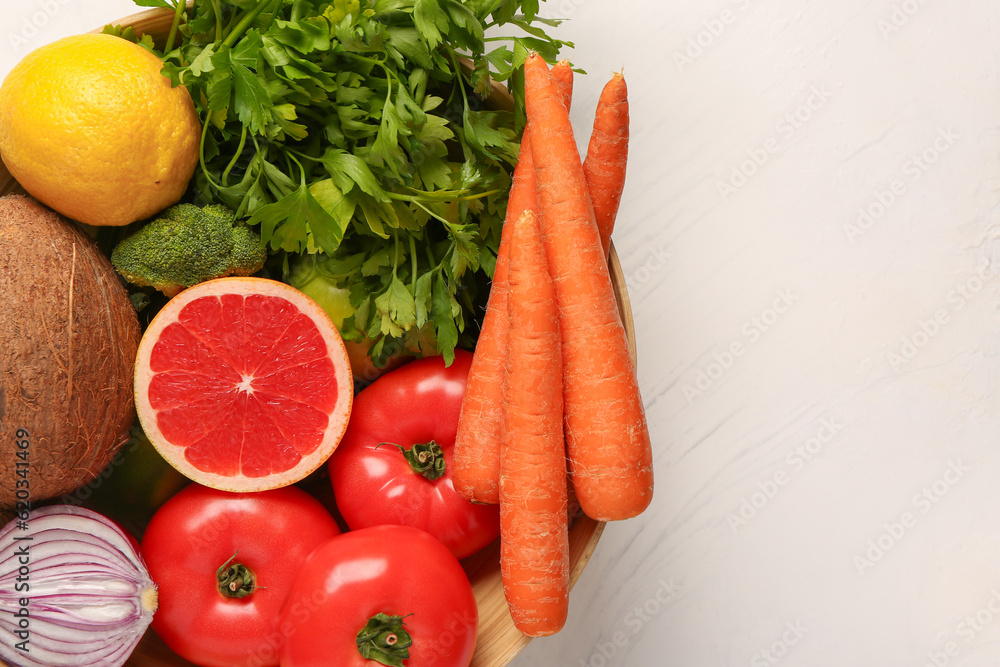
left=356, top=613, right=413, bottom=667
left=216, top=551, right=256, bottom=599
left=377, top=441, right=447, bottom=481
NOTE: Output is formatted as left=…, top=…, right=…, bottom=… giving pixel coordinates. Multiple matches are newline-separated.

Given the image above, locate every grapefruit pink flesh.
left=135, top=278, right=353, bottom=492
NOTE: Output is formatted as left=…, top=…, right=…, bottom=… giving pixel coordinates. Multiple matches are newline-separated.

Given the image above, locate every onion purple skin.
left=0, top=505, right=157, bottom=667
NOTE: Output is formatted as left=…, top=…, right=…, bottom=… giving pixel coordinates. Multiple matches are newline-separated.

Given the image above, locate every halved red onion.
left=0, top=505, right=157, bottom=667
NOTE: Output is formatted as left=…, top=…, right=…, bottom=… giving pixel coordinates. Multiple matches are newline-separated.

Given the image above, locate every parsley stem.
left=447, top=48, right=470, bottom=112
left=445, top=47, right=474, bottom=161
left=344, top=53, right=396, bottom=81
left=392, top=229, right=399, bottom=279
left=223, top=0, right=279, bottom=49
left=382, top=192, right=427, bottom=202
left=198, top=119, right=223, bottom=190
left=383, top=189, right=501, bottom=203
left=164, top=0, right=186, bottom=53
left=480, top=0, right=507, bottom=21
left=408, top=198, right=450, bottom=226
left=209, top=0, right=223, bottom=43
left=424, top=242, right=437, bottom=271
left=223, top=7, right=240, bottom=36
left=409, top=235, right=418, bottom=290
left=344, top=54, right=399, bottom=106
left=261, top=0, right=285, bottom=33
left=343, top=52, right=389, bottom=68
left=288, top=153, right=308, bottom=189
left=454, top=188, right=503, bottom=201
left=221, top=125, right=249, bottom=186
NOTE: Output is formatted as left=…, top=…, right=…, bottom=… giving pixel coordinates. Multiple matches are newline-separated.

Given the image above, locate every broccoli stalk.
left=111, top=203, right=267, bottom=297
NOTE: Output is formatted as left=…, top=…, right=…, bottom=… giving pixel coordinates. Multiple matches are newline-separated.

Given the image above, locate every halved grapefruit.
left=133, top=277, right=353, bottom=492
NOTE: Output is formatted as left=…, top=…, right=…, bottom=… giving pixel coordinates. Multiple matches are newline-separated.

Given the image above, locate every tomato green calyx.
left=378, top=441, right=446, bottom=481
left=216, top=551, right=256, bottom=599
left=356, top=612, right=413, bottom=667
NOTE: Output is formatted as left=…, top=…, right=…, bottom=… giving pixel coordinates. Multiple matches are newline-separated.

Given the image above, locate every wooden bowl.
left=0, top=8, right=637, bottom=666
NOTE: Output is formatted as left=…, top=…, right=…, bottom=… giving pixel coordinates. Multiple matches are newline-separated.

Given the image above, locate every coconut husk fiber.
left=0, top=195, right=140, bottom=506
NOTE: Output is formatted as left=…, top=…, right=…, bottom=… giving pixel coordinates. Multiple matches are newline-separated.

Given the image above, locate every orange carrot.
left=452, top=132, right=538, bottom=504
left=452, top=61, right=573, bottom=504
left=583, top=72, right=629, bottom=257
left=524, top=52, right=653, bottom=522
left=551, top=59, right=574, bottom=105
left=499, top=208, right=569, bottom=637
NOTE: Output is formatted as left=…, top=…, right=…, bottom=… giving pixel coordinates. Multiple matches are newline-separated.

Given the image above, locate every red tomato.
left=328, top=351, right=500, bottom=559
left=278, top=525, right=477, bottom=667
left=141, top=484, right=340, bottom=667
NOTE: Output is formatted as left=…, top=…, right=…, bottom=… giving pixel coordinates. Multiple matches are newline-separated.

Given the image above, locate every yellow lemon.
left=0, top=34, right=200, bottom=226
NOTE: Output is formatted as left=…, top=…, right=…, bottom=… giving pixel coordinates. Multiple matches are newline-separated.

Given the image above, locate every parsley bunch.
left=117, top=0, right=569, bottom=366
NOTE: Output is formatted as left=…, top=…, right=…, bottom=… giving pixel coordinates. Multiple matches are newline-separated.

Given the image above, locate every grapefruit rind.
left=134, top=277, right=354, bottom=493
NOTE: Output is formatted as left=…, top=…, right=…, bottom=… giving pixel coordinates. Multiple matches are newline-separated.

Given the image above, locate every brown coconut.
left=0, top=195, right=140, bottom=505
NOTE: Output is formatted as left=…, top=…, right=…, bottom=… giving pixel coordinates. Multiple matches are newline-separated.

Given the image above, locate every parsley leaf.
left=140, top=0, right=569, bottom=367
left=374, top=276, right=417, bottom=336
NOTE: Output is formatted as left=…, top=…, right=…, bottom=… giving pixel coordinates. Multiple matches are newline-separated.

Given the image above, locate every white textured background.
left=6, top=1, right=1000, bottom=666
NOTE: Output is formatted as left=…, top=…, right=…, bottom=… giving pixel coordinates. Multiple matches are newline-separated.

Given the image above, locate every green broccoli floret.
left=111, top=203, right=267, bottom=297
